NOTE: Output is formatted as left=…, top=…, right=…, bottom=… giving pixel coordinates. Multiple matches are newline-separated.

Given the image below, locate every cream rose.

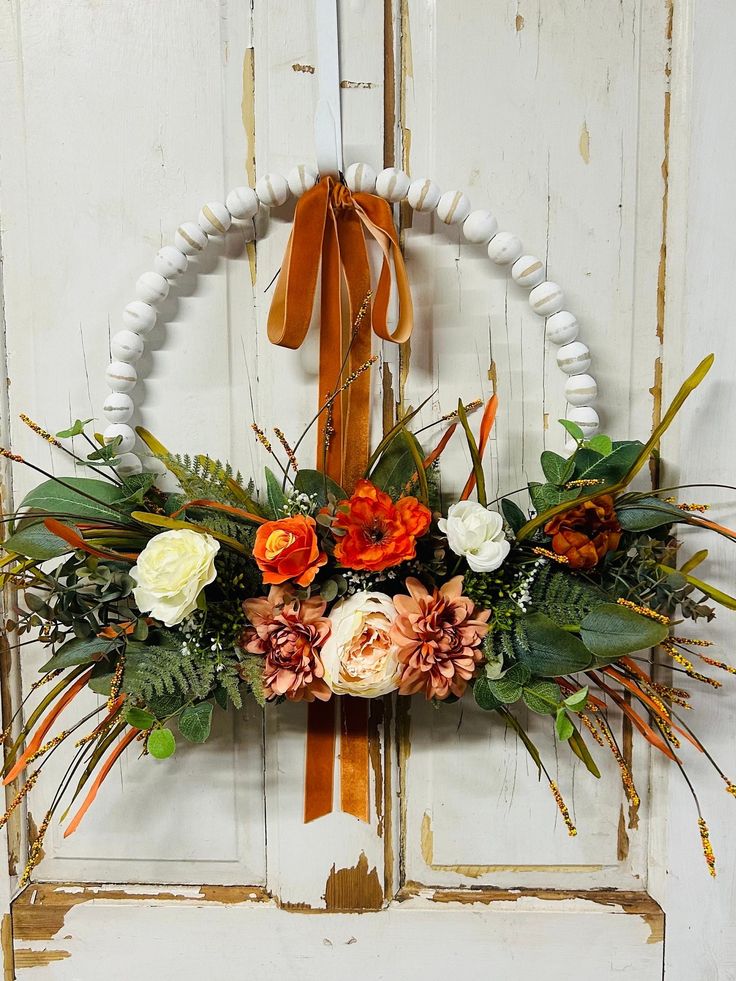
left=321, top=591, right=402, bottom=697
left=438, top=501, right=510, bottom=573
left=131, top=529, right=220, bottom=626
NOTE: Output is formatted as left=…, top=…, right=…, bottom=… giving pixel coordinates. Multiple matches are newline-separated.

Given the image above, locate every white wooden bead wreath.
left=103, top=164, right=601, bottom=475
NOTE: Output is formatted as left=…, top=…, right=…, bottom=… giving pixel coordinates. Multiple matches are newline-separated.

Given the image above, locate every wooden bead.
left=436, top=190, right=471, bottom=225
left=565, top=373, right=598, bottom=406
left=546, top=310, right=579, bottom=345
left=287, top=165, right=318, bottom=197
left=567, top=405, right=600, bottom=438
left=529, top=281, right=564, bottom=317
left=116, top=453, right=143, bottom=477
left=511, top=255, right=545, bottom=288
left=103, top=423, right=136, bottom=453
left=111, top=329, right=144, bottom=364
left=463, top=210, right=498, bottom=244
left=122, top=300, right=156, bottom=335
left=375, top=167, right=410, bottom=202
left=105, top=360, right=137, bottom=393
left=154, top=246, right=188, bottom=279
left=556, top=340, right=592, bottom=375
left=135, top=271, right=169, bottom=305
left=345, top=162, right=377, bottom=194
left=487, top=232, right=523, bottom=265
left=255, top=173, right=290, bottom=207
left=174, top=222, right=208, bottom=255
left=198, top=202, right=232, bottom=235
left=225, top=186, right=259, bottom=220
left=103, top=393, right=134, bottom=423
left=407, top=178, right=442, bottom=213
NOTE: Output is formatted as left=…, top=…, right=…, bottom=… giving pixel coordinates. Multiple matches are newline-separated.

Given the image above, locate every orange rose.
left=253, top=515, right=327, bottom=587
left=544, top=494, right=621, bottom=570
left=331, top=479, right=431, bottom=572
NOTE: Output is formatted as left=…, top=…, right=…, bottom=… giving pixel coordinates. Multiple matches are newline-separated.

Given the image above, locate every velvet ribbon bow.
left=267, top=175, right=413, bottom=492
left=267, top=176, right=413, bottom=826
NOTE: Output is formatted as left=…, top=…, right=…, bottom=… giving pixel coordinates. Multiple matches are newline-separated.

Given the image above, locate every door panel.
left=0, top=1, right=673, bottom=977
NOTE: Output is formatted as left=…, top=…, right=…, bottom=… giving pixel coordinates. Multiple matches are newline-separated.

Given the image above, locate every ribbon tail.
left=340, top=696, right=370, bottom=823
left=304, top=699, right=337, bottom=823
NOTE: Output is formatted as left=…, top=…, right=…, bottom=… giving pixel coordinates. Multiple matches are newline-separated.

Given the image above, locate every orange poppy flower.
left=253, top=515, right=327, bottom=587
left=331, top=479, right=431, bottom=572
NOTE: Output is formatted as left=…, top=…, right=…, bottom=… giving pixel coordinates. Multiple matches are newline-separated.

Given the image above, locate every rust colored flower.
left=241, top=586, right=331, bottom=702
left=253, top=514, right=327, bottom=587
left=331, top=479, right=431, bottom=572
left=390, top=576, right=490, bottom=700
left=544, top=494, right=622, bottom=570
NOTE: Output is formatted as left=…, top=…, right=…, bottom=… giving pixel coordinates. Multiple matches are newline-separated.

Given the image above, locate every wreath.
left=1, top=165, right=732, bottom=886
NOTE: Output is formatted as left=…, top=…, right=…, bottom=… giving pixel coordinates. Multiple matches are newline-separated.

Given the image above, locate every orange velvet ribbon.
left=267, top=176, right=411, bottom=825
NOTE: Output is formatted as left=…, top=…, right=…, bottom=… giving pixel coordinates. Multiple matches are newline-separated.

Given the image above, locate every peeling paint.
left=324, top=852, right=383, bottom=911
left=292, top=62, right=315, bottom=74
left=340, top=79, right=376, bottom=89
left=579, top=121, right=591, bottom=164
left=14, top=948, right=70, bottom=969
left=516, top=13, right=525, bottom=32
left=617, top=804, right=630, bottom=860
left=241, top=47, right=258, bottom=286
left=1, top=913, right=13, bottom=981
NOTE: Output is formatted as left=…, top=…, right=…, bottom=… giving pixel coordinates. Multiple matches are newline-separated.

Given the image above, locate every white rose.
left=438, top=501, right=510, bottom=573
left=131, top=529, right=220, bottom=627
left=321, top=591, right=402, bottom=697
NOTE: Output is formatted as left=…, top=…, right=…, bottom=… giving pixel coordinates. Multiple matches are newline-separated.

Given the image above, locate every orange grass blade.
left=3, top=668, right=94, bottom=784
left=168, top=500, right=267, bottom=524
left=63, top=728, right=140, bottom=837
left=460, top=395, right=498, bottom=501
left=43, top=519, right=138, bottom=562
left=587, top=671, right=679, bottom=760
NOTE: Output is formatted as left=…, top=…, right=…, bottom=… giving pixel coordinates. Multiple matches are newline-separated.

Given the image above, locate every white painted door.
left=0, top=2, right=732, bottom=978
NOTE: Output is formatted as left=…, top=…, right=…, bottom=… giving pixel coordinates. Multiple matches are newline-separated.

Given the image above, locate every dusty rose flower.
left=241, top=586, right=331, bottom=702
left=390, top=576, right=490, bottom=700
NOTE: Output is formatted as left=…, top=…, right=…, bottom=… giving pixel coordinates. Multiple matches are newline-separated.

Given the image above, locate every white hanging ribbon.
left=314, top=0, right=344, bottom=176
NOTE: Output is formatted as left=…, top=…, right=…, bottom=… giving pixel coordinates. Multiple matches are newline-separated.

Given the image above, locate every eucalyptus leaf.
left=147, top=727, right=176, bottom=759
left=563, top=686, right=589, bottom=713
left=487, top=663, right=531, bottom=704
left=540, top=451, right=574, bottom=485
left=585, top=434, right=613, bottom=456
left=178, top=702, right=213, bottom=743
left=522, top=679, right=562, bottom=715
left=555, top=709, right=575, bottom=741
left=579, top=603, right=669, bottom=662
left=501, top=498, right=527, bottom=535
left=56, top=418, right=93, bottom=439
left=124, top=706, right=155, bottom=730
left=559, top=419, right=584, bottom=442
left=473, top=676, right=503, bottom=711
left=568, top=727, right=601, bottom=778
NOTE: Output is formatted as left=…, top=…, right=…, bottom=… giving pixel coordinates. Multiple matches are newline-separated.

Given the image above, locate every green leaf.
left=540, top=451, right=574, bottom=485
left=457, top=400, right=486, bottom=506
left=563, top=686, right=589, bottom=713
left=147, top=727, right=176, bottom=759
left=555, top=708, right=575, bottom=741
left=265, top=468, right=289, bottom=518
left=522, top=679, right=562, bottom=715
left=293, top=469, right=347, bottom=508
left=585, top=434, right=613, bottom=456
left=3, top=520, right=76, bottom=560
left=88, top=644, right=148, bottom=696
left=579, top=603, right=669, bottom=663
left=487, top=662, right=531, bottom=703
left=517, top=613, right=593, bottom=676
left=568, top=727, right=601, bottom=777
left=659, top=565, right=736, bottom=611
left=124, top=706, right=155, bottom=730
left=178, top=702, right=213, bottom=743
left=501, top=498, right=527, bottom=534
left=616, top=497, right=684, bottom=531
left=320, top=579, right=339, bottom=602
left=577, top=441, right=645, bottom=485
left=18, top=477, right=129, bottom=524
left=473, top=676, right=503, bottom=711
left=370, top=432, right=425, bottom=498
left=145, top=691, right=187, bottom=720
left=40, top=635, right=114, bottom=673
left=559, top=419, right=584, bottom=442
left=529, top=482, right=581, bottom=513
left=56, top=418, right=93, bottom=439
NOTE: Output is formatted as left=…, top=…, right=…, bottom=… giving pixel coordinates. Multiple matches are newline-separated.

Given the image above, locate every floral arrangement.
left=1, top=352, right=734, bottom=883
